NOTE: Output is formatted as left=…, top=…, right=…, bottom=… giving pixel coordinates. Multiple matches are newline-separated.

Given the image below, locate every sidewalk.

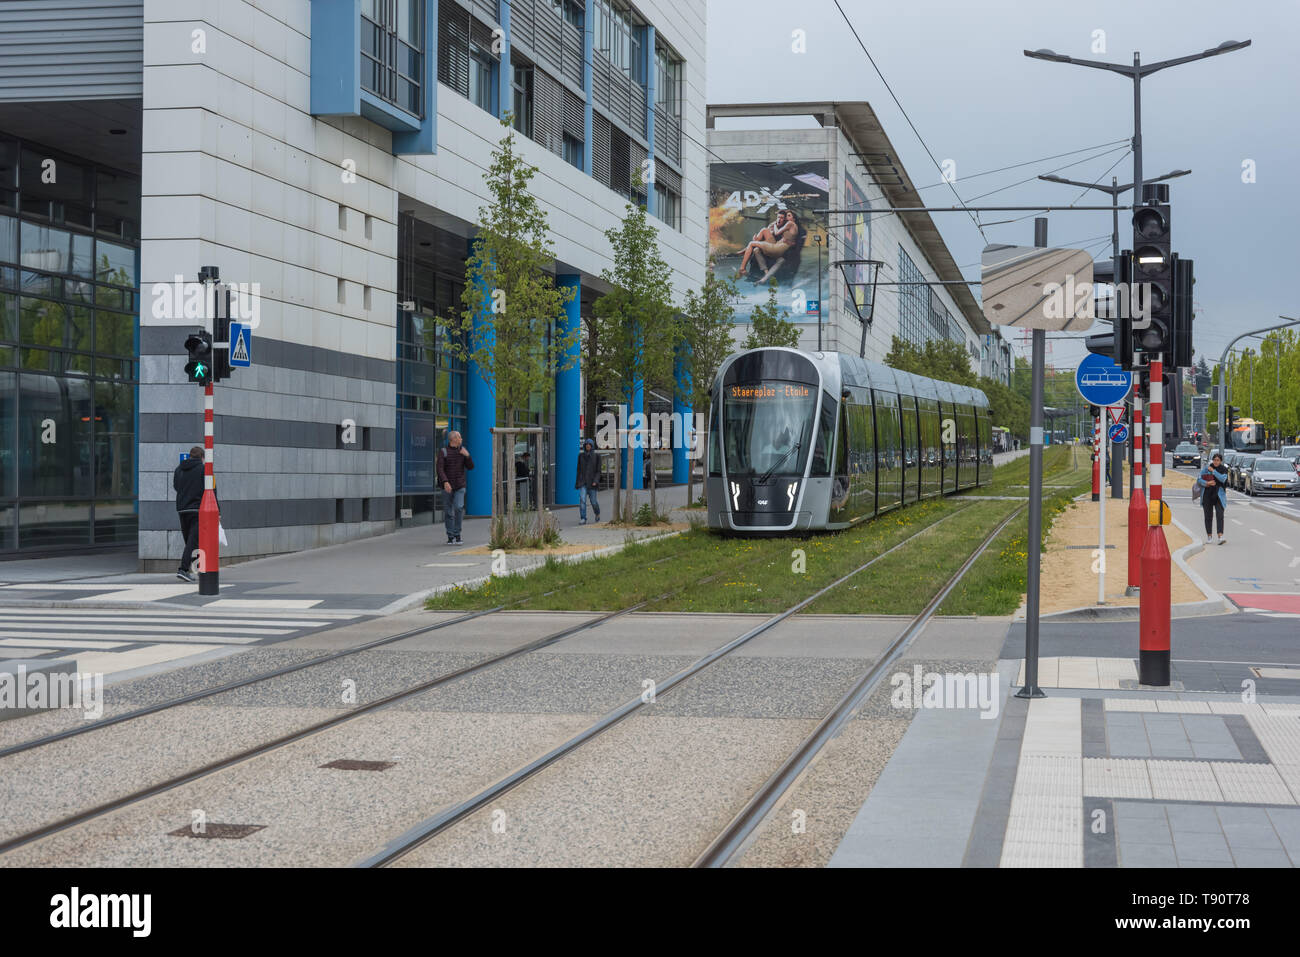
left=831, top=615, right=1300, bottom=868
left=0, top=482, right=699, bottom=615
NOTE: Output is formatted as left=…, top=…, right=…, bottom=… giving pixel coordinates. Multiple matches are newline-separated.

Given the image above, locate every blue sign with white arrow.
left=1076, top=352, right=1131, bottom=406
left=229, top=321, right=252, bottom=367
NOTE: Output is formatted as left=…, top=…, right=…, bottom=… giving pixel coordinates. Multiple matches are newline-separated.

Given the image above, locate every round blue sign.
left=1108, top=423, right=1129, bottom=444
left=1076, top=353, right=1132, bottom=406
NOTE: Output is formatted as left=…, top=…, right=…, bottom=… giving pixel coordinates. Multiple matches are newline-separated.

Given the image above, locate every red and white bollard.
left=1127, top=389, right=1146, bottom=596
left=1139, top=359, right=1170, bottom=686
left=198, top=380, right=220, bottom=596
left=1091, top=414, right=1101, bottom=502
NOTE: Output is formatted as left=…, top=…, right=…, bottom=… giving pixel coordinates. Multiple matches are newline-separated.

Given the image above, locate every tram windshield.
left=723, top=381, right=817, bottom=478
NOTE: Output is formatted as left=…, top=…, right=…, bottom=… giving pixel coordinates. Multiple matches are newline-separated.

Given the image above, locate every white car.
left=1246, top=457, right=1300, bottom=497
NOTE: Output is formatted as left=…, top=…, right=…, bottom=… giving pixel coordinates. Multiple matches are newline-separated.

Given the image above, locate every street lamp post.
left=1025, top=40, right=1249, bottom=211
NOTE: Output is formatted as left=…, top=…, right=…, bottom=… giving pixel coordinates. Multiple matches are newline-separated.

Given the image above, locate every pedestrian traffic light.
left=1168, top=255, right=1194, bottom=369
left=184, top=330, right=213, bottom=385
left=1132, top=184, right=1172, bottom=356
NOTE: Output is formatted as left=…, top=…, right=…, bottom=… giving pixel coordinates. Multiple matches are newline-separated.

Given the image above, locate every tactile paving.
left=1155, top=700, right=1212, bottom=713
left=1147, top=759, right=1224, bottom=802
left=1083, top=758, right=1153, bottom=799
left=1209, top=762, right=1296, bottom=805
left=1105, top=698, right=1158, bottom=712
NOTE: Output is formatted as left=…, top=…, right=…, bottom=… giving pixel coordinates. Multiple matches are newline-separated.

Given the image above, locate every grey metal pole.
left=1017, top=217, right=1049, bottom=699
left=816, top=238, right=823, bottom=352
left=1133, top=53, right=1143, bottom=204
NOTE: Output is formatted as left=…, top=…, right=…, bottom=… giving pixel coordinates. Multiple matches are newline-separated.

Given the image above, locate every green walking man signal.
left=184, top=330, right=213, bottom=386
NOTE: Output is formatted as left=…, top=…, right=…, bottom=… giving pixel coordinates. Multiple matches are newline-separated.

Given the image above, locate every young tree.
left=742, top=279, right=800, bottom=350
left=680, top=266, right=739, bottom=506
left=590, top=202, right=679, bottom=519
left=447, top=120, right=578, bottom=513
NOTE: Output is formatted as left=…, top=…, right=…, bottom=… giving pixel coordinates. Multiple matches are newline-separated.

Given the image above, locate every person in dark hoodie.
left=575, top=439, right=602, bottom=524
left=173, top=446, right=206, bottom=582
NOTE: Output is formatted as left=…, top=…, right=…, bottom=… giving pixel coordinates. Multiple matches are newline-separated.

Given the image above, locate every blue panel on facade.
left=310, top=0, right=437, bottom=155
left=310, top=0, right=362, bottom=116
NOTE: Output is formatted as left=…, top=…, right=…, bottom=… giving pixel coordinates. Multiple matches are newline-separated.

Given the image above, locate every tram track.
left=2, top=499, right=998, bottom=865
left=358, top=502, right=997, bottom=867
left=0, top=553, right=732, bottom=857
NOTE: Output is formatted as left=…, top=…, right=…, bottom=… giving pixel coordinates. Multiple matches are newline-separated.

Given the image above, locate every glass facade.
left=0, top=136, right=140, bottom=552
left=897, top=246, right=928, bottom=348
left=361, top=0, right=426, bottom=118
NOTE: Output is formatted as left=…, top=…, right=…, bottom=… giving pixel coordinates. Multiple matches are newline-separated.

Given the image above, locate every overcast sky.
left=706, top=0, right=1298, bottom=371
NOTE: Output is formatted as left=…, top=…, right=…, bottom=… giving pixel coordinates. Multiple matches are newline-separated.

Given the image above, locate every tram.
left=706, top=348, right=993, bottom=533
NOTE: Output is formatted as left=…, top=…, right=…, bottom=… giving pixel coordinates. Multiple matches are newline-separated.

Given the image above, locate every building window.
left=469, top=45, right=495, bottom=113
left=563, top=133, right=584, bottom=170
left=654, top=44, right=682, bottom=117
left=897, top=246, right=929, bottom=348
left=654, top=183, right=680, bottom=230
left=562, top=0, right=583, bottom=28
left=592, top=0, right=633, bottom=77
left=512, top=63, right=534, bottom=137
left=361, top=0, right=425, bottom=118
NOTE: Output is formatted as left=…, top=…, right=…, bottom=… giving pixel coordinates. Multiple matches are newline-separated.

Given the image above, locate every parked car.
left=1279, top=445, right=1300, bottom=467
left=1234, top=453, right=1259, bottom=491
left=1171, top=443, right=1200, bottom=468
left=1223, top=452, right=1242, bottom=485
left=1247, top=456, right=1300, bottom=496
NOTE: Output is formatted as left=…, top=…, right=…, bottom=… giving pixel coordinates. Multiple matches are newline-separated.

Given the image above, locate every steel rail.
left=0, top=552, right=684, bottom=760
left=358, top=503, right=976, bottom=868
left=0, top=553, right=713, bottom=857
left=694, top=504, right=1026, bottom=867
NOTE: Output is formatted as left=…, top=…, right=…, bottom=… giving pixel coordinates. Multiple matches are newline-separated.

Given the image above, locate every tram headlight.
left=730, top=481, right=740, bottom=511
left=786, top=482, right=798, bottom=510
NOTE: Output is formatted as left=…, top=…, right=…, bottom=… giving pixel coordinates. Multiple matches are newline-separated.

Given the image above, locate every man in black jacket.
left=575, top=439, right=601, bottom=524
left=173, top=446, right=206, bottom=582
left=436, top=430, right=473, bottom=544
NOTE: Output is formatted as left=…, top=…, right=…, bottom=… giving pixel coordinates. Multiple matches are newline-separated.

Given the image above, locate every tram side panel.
left=902, top=394, right=921, bottom=505
left=920, top=398, right=942, bottom=498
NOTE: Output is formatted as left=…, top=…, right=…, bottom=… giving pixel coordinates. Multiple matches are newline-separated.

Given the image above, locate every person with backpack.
left=1196, top=452, right=1230, bottom=545
left=436, top=431, right=473, bottom=544
left=575, top=439, right=601, bottom=524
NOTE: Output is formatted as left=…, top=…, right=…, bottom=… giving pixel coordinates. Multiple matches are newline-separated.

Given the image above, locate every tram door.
left=873, top=390, right=903, bottom=512
left=901, top=395, right=920, bottom=504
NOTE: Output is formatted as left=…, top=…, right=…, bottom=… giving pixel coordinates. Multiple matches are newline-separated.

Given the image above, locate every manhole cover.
left=319, top=759, right=396, bottom=771
left=168, top=823, right=266, bottom=840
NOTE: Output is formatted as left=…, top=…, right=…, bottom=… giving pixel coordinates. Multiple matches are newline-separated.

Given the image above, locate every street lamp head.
left=1204, top=39, right=1251, bottom=56
left=1038, top=174, right=1068, bottom=184
left=1025, top=48, right=1069, bottom=62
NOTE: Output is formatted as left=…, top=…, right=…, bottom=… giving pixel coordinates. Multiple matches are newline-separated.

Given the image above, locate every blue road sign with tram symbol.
left=1076, top=353, right=1131, bottom=407
left=1108, top=423, right=1129, bottom=444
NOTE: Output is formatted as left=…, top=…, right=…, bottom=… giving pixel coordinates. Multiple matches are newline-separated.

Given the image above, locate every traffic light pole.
left=198, top=381, right=220, bottom=594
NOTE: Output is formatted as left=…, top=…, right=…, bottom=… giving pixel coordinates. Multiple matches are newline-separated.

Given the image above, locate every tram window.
left=811, top=391, right=836, bottom=476
left=708, top=402, right=721, bottom=476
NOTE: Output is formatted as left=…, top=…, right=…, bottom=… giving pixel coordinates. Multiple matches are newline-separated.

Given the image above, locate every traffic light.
left=1227, top=405, right=1239, bottom=439
left=213, top=287, right=232, bottom=383
left=184, top=330, right=213, bottom=385
left=1168, top=255, right=1194, bottom=369
left=1086, top=252, right=1136, bottom=369
left=1132, top=184, right=1173, bottom=357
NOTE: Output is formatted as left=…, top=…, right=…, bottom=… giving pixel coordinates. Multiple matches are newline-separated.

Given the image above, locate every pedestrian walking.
left=436, top=430, right=473, bottom=544
left=173, top=446, right=205, bottom=582
left=1196, top=452, right=1229, bottom=546
left=575, top=439, right=601, bottom=524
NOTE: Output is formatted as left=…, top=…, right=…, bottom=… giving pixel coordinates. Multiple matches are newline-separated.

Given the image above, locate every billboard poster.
left=708, top=161, right=829, bottom=323
left=398, top=411, right=437, bottom=493
left=842, top=172, right=872, bottom=315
